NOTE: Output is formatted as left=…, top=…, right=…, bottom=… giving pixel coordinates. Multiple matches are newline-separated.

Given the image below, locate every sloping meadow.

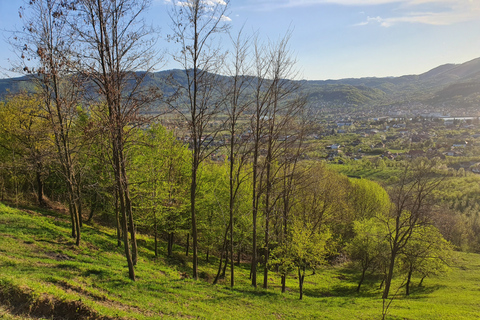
left=0, top=202, right=479, bottom=319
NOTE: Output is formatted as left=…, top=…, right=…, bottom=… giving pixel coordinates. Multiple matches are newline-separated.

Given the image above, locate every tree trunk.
left=237, top=246, right=241, bottom=266
left=230, top=204, right=234, bottom=287
left=222, top=248, right=229, bottom=279
left=69, top=202, right=76, bottom=239
left=298, top=267, right=305, bottom=300
left=73, top=202, right=81, bottom=246
left=123, top=169, right=137, bottom=266
left=191, top=162, right=198, bottom=279
left=35, top=165, right=45, bottom=206
left=113, top=138, right=135, bottom=281
left=115, top=189, right=122, bottom=247
left=206, top=249, right=209, bottom=263
left=357, top=267, right=367, bottom=293
left=382, top=251, right=397, bottom=299
left=213, top=249, right=225, bottom=285
left=419, top=275, right=426, bottom=287
left=154, top=208, right=158, bottom=257
left=281, top=275, right=286, bottom=293
left=251, top=139, right=259, bottom=288
left=406, top=267, right=413, bottom=296
left=186, top=233, right=190, bottom=256
left=76, top=184, right=83, bottom=227
left=168, top=232, right=173, bottom=257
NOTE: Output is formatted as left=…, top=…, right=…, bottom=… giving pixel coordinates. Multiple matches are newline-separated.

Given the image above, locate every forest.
left=0, top=0, right=479, bottom=319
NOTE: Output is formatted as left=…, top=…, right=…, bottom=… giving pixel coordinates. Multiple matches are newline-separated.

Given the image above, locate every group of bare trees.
left=12, top=0, right=310, bottom=285
left=15, top=0, right=160, bottom=280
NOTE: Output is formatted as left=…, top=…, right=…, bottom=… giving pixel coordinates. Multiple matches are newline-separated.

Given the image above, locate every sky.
left=0, top=0, right=479, bottom=80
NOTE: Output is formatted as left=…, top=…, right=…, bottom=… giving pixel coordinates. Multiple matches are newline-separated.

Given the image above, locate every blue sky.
left=1, top=0, right=479, bottom=80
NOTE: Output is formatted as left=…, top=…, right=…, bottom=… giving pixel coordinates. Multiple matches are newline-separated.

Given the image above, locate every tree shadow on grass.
left=406, top=284, right=447, bottom=298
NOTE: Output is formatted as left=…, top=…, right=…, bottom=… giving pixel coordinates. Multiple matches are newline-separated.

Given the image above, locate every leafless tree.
left=68, top=0, right=161, bottom=281
left=250, top=32, right=306, bottom=289
left=211, top=29, right=254, bottom=287
left=168, top=0, right=230, bottom=280
left=14, top=0, right=85, bottom=245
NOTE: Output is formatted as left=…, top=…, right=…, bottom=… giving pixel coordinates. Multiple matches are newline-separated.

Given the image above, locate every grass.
left=1, top=201, right=480, bottom=319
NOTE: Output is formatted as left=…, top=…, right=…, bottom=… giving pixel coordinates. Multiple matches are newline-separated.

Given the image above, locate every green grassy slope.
left=1, top=202, right=479, bottom=319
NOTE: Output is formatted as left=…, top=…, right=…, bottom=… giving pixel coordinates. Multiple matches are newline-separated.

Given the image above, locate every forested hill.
left=2, top=57, right=480, bottom=108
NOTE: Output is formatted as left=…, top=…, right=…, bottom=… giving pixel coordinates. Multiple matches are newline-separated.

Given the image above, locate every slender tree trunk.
left=186, top=233, right=190, bottom=256
left=87, top=193, right=96, bottom=223
left=73, top=202, right=81, bottom=246
left=229, top=190, right=234, bottom=287
left=222, top=247, right=229, bottom=279
left=191, top=161, right=198, bottom=279
left=251, top=136, right=259, bottom=288
left=168, top=232, right=173, bottom=257
left=122, top=159, right=137, bottom=266
left=214, top=222, right=231, bottom=284
left=406, top=267, right=413, bottom=296
left=281, top=275, right=286, bottom=293
left=154, top=207, right=158, bottom=257
left=383, top=251, right=397, bottom=299
left=237, top=246, right=241, bottom=266
left=213, top=248, right=225, bottom=285
left=263, top=159, right=272, bottom=289
left=113, top=137, right=135, bottom=280
left=76, top=184, right=83, bottom=227
left=298, top=267, right=305, bottom=300
left=35, top=164, right=44, bottom=206
left=419, top=275, right=426, bottom=287
left=115, top=189, right=122, bottom=247
left=69, top=202, right=76, bottom=239
left=357, top=267, right=367, bottom=293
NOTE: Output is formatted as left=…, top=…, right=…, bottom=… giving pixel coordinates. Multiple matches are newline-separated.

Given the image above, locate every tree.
left=0, top=93, right=53, bottom=206
left=15, top=0, right=85, bottom=245
left=270, top=216, right=332, bottom=300
left=346, top=218, right=389, bottom=292
left=222, top=29, right=253, bottom=287
left=70, top=0, right=160, bottom=280
left=381, top=159, right=443, bottom=300
left=349, top=178, right=390, bottom=221
left=399, top=224, right=453, bottom=295
left=249, top=32, right=306, bottom=288
left=131, top=124, right=190, bottom=257
left=168, top=0, right=230, bottom=280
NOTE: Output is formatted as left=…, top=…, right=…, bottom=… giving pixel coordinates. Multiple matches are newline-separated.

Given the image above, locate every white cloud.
left=171, top=0, right=227, bottom=7
left=247, top=0, right=480, bottom=26
left=220, top=14, right=232, bottom=21
left=344, top=0, right=480, bottom=27
left=204, top=0, right=227, bottom=5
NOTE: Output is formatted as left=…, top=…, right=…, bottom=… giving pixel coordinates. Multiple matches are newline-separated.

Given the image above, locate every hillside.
left=1, top=202, right=480, bottom=319
left=1, top=58, right=480, bottom=109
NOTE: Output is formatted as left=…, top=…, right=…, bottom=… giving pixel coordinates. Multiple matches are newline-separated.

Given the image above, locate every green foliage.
left=130, top=124, right=191, bottom=236
left=346, top=218, right=389, bottom=275
left=399, top=225, right=454, bottom=289
left=349, top=179, right=390, bottom=220
left=271, top=217, right=332, bottom=277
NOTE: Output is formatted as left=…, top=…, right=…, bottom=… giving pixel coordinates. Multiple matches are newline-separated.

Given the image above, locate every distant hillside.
left=1, top=57, right=480, bottom=109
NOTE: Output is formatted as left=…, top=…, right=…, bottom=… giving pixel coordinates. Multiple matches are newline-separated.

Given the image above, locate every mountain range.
left=1, top=57, right=480, bottom=109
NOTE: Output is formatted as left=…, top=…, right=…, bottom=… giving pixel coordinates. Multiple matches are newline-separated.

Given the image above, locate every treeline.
left=0, top=0, right=456, bottom=307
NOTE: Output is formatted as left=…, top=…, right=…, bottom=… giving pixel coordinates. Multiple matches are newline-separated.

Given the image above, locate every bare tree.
left=69, top=0, right=160, bottom=281
left=249, top=32, right=306, bottom=289
left=14, top=0, right=84, bottom=245
left=168, top=0, right=230, bottom=280
left=211, top=29, right=253, bottom=287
